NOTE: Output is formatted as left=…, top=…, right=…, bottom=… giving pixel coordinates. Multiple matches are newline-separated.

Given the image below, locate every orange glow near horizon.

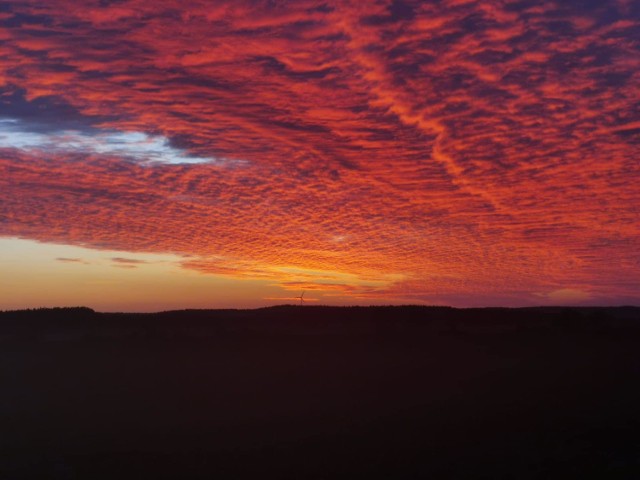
left=0, top=0, right=639, bottom=309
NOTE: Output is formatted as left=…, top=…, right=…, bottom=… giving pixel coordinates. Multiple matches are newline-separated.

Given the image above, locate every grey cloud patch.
left=0, top=88, right=117, bottom=133
left=111, top=257, right=148, bottom=265
left=56, top=257, right=87, bottom=264
left=0, top=11, right=54, bottom=28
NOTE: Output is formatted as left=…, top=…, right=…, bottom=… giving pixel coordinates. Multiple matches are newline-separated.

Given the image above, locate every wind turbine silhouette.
left=295, top=291, right=306, bottom=305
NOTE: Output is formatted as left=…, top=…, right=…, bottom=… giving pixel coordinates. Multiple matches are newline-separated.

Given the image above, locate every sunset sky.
left=1, top=0, right=639, bottom=311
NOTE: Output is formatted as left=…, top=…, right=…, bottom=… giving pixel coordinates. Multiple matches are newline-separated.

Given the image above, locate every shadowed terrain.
left=1, top=306, right=639, bottom=479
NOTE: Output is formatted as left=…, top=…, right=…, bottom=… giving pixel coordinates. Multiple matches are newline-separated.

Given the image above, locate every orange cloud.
left=0, top=0, right=638, bottom=306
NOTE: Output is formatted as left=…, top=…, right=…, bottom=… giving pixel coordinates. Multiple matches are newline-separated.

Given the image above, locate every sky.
left=0, top=0, right=639, bottom=311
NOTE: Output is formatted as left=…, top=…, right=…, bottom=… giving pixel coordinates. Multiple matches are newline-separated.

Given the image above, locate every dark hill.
left=1, top=305, right=638, bottom=341
left=1, top=305, right=639, bottom=479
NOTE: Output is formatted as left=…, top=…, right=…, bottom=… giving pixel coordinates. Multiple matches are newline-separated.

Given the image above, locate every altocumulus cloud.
left=0, top=0, right=638, bottom=305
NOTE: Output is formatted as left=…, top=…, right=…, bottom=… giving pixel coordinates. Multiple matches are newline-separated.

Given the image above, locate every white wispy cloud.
left=0, top=119, right=215, bottom=165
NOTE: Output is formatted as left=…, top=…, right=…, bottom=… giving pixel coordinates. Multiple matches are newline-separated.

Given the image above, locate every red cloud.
left=0, top=0, right=639, bottom=305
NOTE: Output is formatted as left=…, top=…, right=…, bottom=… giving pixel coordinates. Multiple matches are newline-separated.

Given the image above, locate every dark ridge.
left=0, top=305, right=638, bottom=342
left=2, top=305, right=640, bottom=479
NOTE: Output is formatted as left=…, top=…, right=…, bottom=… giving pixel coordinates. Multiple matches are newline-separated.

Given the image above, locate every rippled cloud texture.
left=1, top=0, right=639, bottom=306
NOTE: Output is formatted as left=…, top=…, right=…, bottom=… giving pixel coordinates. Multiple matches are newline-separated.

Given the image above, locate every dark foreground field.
left=1, top=306, right=639, bottom=479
